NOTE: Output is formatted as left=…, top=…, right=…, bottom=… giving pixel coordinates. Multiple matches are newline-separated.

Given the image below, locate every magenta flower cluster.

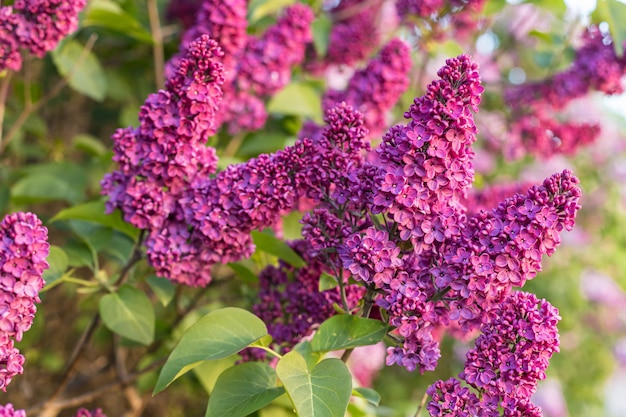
left=504, top=26, right=626, bottom=159
left=244, top=240, right=364, bottom=360
left=101, top=35, right=225, bottom=286
left=0, top=0, right=86, bottom=71
left=322, top=38, right=412, bottom=137
left=306, top=0, right=383, bottom=72
left=0, top=212, right=49, bottom=391
left=325, top=55, right=581, bottom=375
left=168, top=0, right=314, bottom=135
left=396, top=0, right=487, bottom=43
left=0, top=404, right=24, bottom=417
left=427, top=292, right=560, bottom=417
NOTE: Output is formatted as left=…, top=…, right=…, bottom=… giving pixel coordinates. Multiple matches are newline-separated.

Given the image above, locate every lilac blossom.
left=306, top=0, right=384, bottom=72
left=0, top=0, right=86, bottom=71
left=0, top=212, right=49, bottom=391
left=427, top=292, right=559, bottom=417
left=322, top=38, right=412, bottom=137
left=504, top=26, right=626, bottom=159
left=102, top=35, right=225, bottom=286
left=168, top=1, right=314, bottom=135
left=0, top=404, right=25, bottom=417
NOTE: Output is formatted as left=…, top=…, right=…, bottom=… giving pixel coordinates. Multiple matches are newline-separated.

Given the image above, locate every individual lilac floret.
left=427, top=292, right=559, bottom=417
left=323, top=38, right=412, bottom=137
left=243, top=240, right=364, bottom=361
left=0, top=212, right=49, bottom=391
left=74, top=408, right=107, bottom=417
left=0, top=404, right=25, bottom=417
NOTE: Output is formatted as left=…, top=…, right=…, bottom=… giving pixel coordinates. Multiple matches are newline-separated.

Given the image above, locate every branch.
left=0, top=33, right=98, bottom=153
left=147, top=0, right=165, bottom=89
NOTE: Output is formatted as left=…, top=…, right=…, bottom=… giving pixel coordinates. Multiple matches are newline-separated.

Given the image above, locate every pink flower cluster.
left=0, top=0, right=86, bottom=71
left=427, top=292, right=560, bottom=417
left=74, top=408, right=106, bottom=417
left=168, top=0, right=314, bottom=135
left=101, top=35, right=225, bottom=286
left=322, top=38, right=412, bottom=137
left=504, top=26, right=626, bottom=159
left=0, top=404, right=24, bottom=417
left=396, top=0, right=487, bottom=43
left=0, top=212, right=49, bottom=391
left=306, top=0, right=384, bottom=72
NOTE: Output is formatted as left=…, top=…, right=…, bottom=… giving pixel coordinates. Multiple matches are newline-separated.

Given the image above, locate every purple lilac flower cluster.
left=333, top=54, right=581, bottom=375
left=244, top=240, right=364, bottom=361
left=306, top=0, right=383, bottom=73
left=427, top=292, right=560, bottom=417
left=0, top=212, right=49, bottom=391
left=0, top=404, right=24, bottom=417
left=396, top=0, right=487, bottom=44
left=503, top=26, right=626, bottom=159
left=0, top=0, right=86, bottom=71
left=168, top=1, right=314, bottom=135
left=372, top=54, right=483, bottom=248
left=322, top=38, right=412, bottom=137
left=101, top=35, right=225, bottom=286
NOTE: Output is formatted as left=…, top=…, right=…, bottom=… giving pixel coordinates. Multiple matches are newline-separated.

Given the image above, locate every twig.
left=28, top=359, right=165, bottom=416
left=0, top=71, right=14, bottom=148
left=341, top=284, right=376, bottom=362
left=414, top=391, right=429, bottom=417
left=147, top=0, right=165, bottom=89
left=0, top=33, right=98, bottom=153
left=37, top=230, right=146, bottom=416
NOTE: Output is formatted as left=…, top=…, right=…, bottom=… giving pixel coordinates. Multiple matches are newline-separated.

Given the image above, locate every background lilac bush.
left=1, top=0, right=626, bottom=416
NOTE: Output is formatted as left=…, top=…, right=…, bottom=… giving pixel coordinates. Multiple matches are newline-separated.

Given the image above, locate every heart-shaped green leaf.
left=311, top=315, right=389, bottom=352
left=205, top=362, right=285, bottom=417
left=276, top=351, right=352, bottom=417
left=154, top=307, right=267, bottom=394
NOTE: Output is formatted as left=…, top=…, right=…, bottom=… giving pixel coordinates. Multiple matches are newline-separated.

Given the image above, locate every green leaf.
left=42, top=246, right=69, bottom=287
left=146, top=275, right=176, bottom=307
left=11, top=175, right=81, bottom=205
left=267, top=82, right=323, bottom=123
left=51, top=200, right=140, bottom=240
left=206, top=362, right=285, bottom=417
left=318, top=272, right=338, bottom=292
left=311, top=315, right=389, bottom=352
left=227, top=262, right=259, bottom=284
left=238, top=131, right=289, bottom=156
left=594, top=0, right=626, bottom=56
left=248, top=0, right=296, bottom=24
left=276, top=351, right=352, bottom=417
left=99, top=284, right=155, bottom=345
left=312, top=14, right=332, bottom=57
left=352, top=387, right=381, bottom=407
left=83, top=0, right=154, bottom=43
left=51, top=39, right=107, bottom=101
left=72, top=133, right=107, bottom=156
left=154, top=307, right=268, bottom=394
left=193, top=356, right=239, bottom=395
left=251, top=230, right=305, bottom=268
